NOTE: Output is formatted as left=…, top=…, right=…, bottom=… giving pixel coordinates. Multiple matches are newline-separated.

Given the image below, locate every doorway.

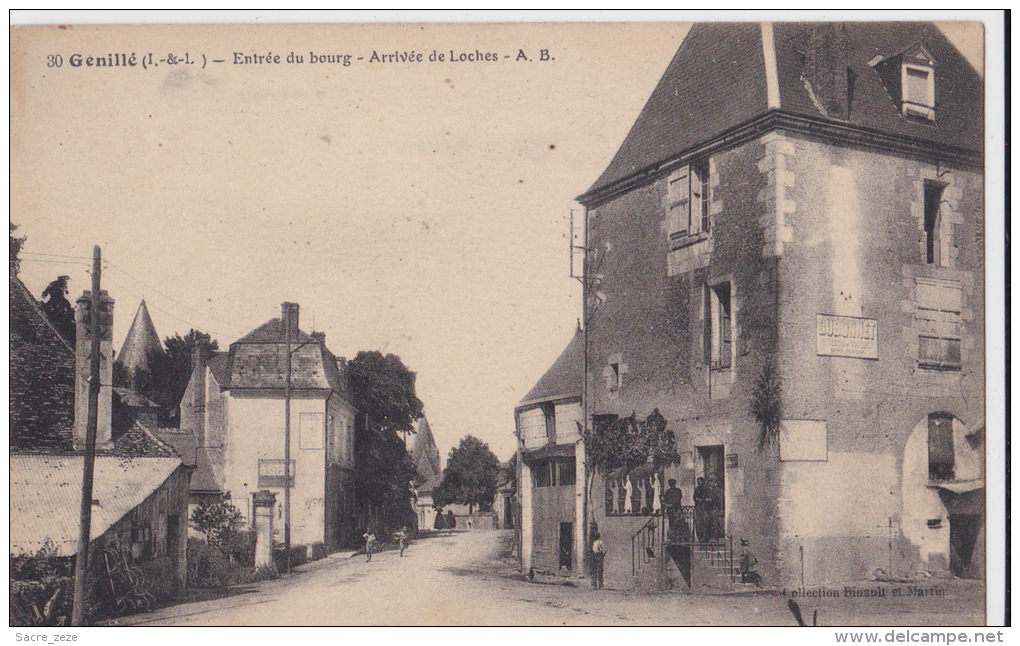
left=696, top=446, right=725, bottom=540
left=558, top=522, right=573, bottom=570
left=949, top=514, right=981, bottom=578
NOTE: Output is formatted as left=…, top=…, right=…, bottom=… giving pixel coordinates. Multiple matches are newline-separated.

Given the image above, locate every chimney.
left=281, top=302, right=299, bottom=339
left=191, top=332, right=211, bottom=445
left=74, top=290, right=115, bottom=450
left=804, top=23, right=849, bottom=120
left=311, top=331, right=325, bottom=345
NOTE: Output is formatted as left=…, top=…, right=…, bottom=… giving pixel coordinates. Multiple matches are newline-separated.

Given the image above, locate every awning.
left=521, top=443, right=576, bottom=462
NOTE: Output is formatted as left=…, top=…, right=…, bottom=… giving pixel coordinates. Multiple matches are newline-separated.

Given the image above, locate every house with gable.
left=573, top=22, right=983, bottom=591
left=514, top=327, right=586, bottom=575
left=174, top=302, right=359, bottom=555
left=9, top=273, right=192, bottom=597
left=409, top=416, right=443, bottom=531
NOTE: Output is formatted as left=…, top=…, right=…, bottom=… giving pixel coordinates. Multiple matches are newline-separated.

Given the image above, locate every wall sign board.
left=816, top=314, right=878, bottom=359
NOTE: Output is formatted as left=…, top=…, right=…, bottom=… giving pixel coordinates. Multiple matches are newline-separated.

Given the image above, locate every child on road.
left=363, top=529, right=377, bottom=562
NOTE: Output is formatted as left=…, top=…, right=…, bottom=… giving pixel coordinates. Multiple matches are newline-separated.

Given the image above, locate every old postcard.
left=8, top=12, right=1005, bottom=631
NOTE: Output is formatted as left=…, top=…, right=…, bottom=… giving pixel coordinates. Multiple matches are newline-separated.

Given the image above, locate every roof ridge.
left=10, top=273, right=76, bottom=355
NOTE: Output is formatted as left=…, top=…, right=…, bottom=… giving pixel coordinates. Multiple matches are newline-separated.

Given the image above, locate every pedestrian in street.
left=446, top=509, right=457, bottom=532
left=591, top=531, right=606, bottom=590
left=397, top=526, right=409, bottom=557
left=363, top=528, right=377, bottom=562
left=434, top=509, right=446, bottom=531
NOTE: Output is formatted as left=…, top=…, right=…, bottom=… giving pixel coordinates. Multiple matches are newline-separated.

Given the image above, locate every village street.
left=112, top=531, right=983, bottom=626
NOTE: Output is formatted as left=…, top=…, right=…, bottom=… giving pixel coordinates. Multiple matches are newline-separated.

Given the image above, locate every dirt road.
left=115, top=530, right=983, bottom=626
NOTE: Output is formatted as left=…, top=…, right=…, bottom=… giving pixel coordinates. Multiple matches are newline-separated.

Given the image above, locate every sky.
left=10, top=17, right=983, bottom=464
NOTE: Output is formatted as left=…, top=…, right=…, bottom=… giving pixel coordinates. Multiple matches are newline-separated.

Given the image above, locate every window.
left=666, top=160, right=710, bottom=243
left=542, top=403, right=556, bottom=442
left=928, top=413, right=955, bottom=481
left=603, top=353, right=627, bottom=393
left=556, top=460, right=576, bottom=486
left=916, top=279, right=962, bottom=371
left=924, top=182, right=946, bottom=265
left=902, top=63, right=935, bottom=120
left=299, top=412, right=324, bottom=449
left=706, top=283, right=733, bottom=370
left=532, top=459, right=575, bottom=488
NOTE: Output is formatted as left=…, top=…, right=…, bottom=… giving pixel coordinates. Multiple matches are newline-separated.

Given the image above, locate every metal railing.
left=630, top=513, right=663, bottom=576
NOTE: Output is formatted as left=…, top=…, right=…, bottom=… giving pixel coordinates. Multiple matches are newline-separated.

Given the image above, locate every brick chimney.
left=74, top=290, right=115, bottom=450
left=190, top=332, right=211, bottom=445
left=804, top=23, right=850, bottom=120
left=281, top=302, right=299, bottom=339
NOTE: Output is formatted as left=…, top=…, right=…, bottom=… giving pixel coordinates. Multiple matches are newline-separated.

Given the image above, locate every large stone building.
left=172, top=302, right=359, bottom=555
left=573, top=22, right=983, bottom=590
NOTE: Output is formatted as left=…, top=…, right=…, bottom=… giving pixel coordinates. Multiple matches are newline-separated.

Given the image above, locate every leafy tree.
left=190, top=500, right=243, bottom=556
left=348, top=351, right=424, bottom=537
left=40, top=275, right=76, bottom=346
left=432, top=435, right=500, bottom=514
left=134, top=330, right=218, bottom=426
left=10, top=223, right=26, bottom=275
left=583, top=409, right=680, bottom=474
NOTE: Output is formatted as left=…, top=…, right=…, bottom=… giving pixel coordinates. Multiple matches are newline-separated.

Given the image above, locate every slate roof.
left=409, top=416, right=442, bottom=484
left=519, top=329, right=584, bottom=406
left=10, top=453, right=183, bottom=555
left=117, top=300, right=162, bottom=373
left=224, top=317, right=348, bottom=394
left=583, top=22, right=983, bottom=201
left=9, top=273, right=177, bottom=458
left=10, top=273, right=76, bottom=451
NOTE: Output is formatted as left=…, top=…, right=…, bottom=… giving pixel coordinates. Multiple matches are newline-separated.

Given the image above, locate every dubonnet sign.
left=816, top=314, right=878, bottom=359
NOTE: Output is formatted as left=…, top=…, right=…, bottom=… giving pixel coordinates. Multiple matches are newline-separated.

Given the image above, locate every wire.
left=18, top=258, right=91, bottom=267
left=102, top=259, right=249, bottom=333
left=21, top=251, right=93, bottom=260
left=98, top=270, right=237, bottom=343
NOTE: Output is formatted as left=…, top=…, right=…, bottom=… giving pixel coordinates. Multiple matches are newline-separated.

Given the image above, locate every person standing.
left=661, top=478, right=685, bottom=543
left=434, top=509, right=446, bottom=531
left=446, top=509, right=457, bottom=531
left=694, top=477, right=709, bottom=543
left=591, top=532, right=606, bottom=590
left=363, top=528, right=377, bottom=562
left=396, top=526, right=409, bottom=557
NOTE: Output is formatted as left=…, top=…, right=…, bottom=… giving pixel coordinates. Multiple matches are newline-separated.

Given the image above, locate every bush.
left=10, top=540, right=75, bottom=626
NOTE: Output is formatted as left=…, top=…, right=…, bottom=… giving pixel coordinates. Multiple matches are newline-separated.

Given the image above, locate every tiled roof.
left=519, top=330, right=584, bottom=406
left=207, top=351, right=229, bottom=386
left=112, top=387, right=159, bottom=409
left=583, top=22, right=982, bottom=200
left=10, top=273, right=178, bottom=458
left=234, top=317, right=312, bottom=345
left=10, top=453, right=183, bottom=555
left=116, top=300, right=161, bottom=373
left=10, top=274, right=77, bottom=451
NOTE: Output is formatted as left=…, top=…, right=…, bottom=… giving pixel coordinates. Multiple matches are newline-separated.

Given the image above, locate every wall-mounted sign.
left=816, top=314, right=878, bottom=359
left=725, top=453, right=739, bottom=468
left=258, top=459, right=295, bottom=488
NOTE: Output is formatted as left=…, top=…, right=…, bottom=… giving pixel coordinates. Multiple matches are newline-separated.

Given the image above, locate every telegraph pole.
left=71, top=246, right=102, bottom=626
left=283, top=306, right=292, bottom=574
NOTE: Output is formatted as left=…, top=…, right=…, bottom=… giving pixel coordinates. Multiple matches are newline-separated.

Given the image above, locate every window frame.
left=927, top=413, right=955, bottom=482
left=706, top=282, right=733, bottom=371
left=901, top=62, right=935, bottom=120
left=916, top=280, right=962, bottom=372
left=923, top=181, right=946, bottom=266
left=666, top=160, right=710, bottom=245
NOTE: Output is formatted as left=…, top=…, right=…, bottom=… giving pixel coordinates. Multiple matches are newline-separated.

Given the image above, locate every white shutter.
left=667, top=166, right=690, bottom=240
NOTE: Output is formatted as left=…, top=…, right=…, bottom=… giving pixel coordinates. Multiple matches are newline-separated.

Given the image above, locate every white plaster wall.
left=780, top=452, right=898, bottom=539
left=574, top=437, right=586, bottom=574
left=224, top=395, right=328, bottom=547
left=519, top=408, right=546, bottom=449
left=520, top=457, right=533, bottom=572
left=901, top=415, right=980, bottom=565
left=555, top=402, right=582, bottom=443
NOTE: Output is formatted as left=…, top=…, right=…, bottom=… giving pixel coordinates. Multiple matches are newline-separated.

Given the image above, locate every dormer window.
left=902, top=63, right=935, bottom=120
left=870, top=42, right=936, bottom=123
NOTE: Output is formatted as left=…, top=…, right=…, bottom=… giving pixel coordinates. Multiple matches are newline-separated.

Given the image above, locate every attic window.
left=902, top=63, right=935, bottom=120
